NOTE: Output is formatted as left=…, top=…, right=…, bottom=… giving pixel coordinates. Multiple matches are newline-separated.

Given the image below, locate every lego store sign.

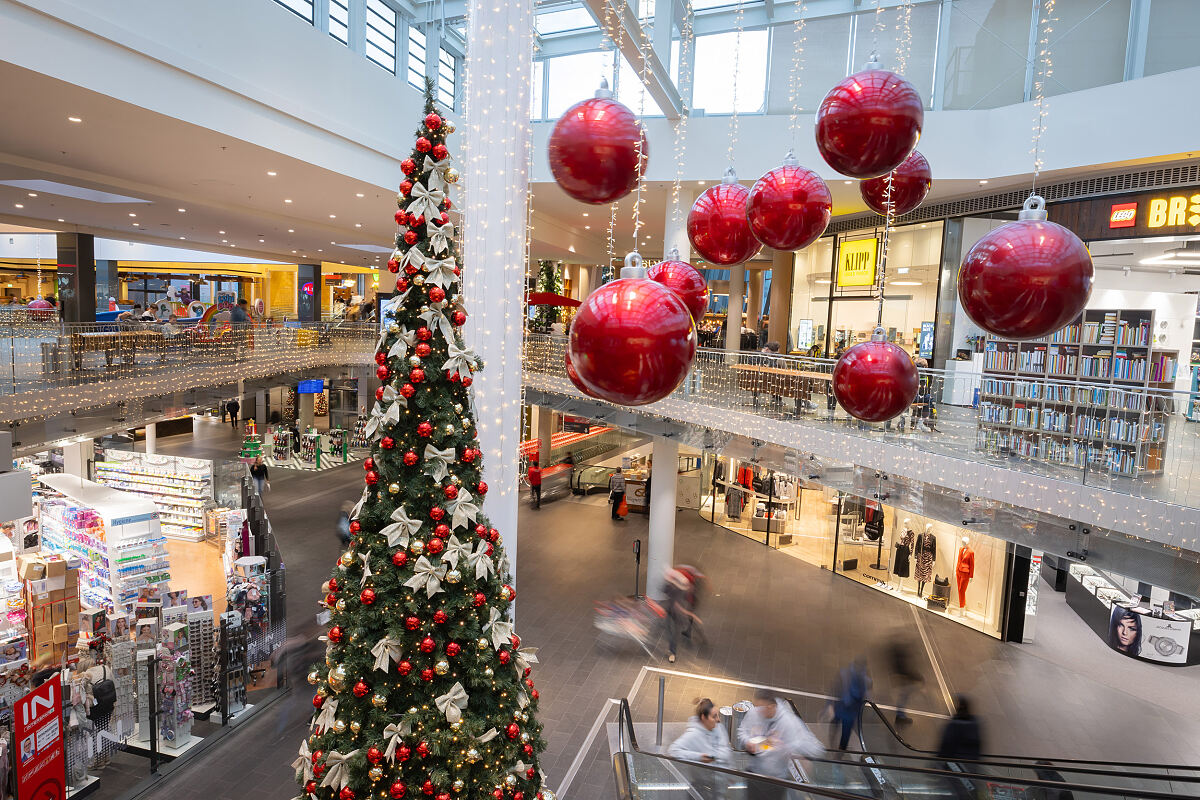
left=1051, top=188, right=1200, bottom=240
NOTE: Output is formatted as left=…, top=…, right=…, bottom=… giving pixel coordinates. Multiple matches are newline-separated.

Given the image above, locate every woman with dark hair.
left=668, top=698, right=731, bottom=766
left=1108, top=607, right=1142, bottom=656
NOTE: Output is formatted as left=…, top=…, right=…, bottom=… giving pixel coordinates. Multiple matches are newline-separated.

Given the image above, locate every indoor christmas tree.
left=295, top=83, right=551, bottom=800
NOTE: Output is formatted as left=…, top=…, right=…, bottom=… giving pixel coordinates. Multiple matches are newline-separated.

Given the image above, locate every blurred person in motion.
left=668, top=698, right=732, bottom=798
left=336, top=501, right=354, bottom=545
left=662, top=568, right=700, bottom=664
left=225, top=397, right=240, bottom=430
left=1032, top=761, right=1076, bottom=800
left=527, top=460, right=542, bottom=510
left=609, top=467, right=626, bottom=521
left=676, top=564, right=707, bottom=645
left=829, top=656, right=871, bottom=752
left=936, top=695, right=983, bottom=762
left=739, top=688, right=824, bottom=799
left=887, top=634, right=924, bottom=725
left=250, top=456, right=270, bottom=496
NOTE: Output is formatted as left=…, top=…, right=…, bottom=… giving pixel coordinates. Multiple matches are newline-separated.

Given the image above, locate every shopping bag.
left=618, top=497, right=629, bottom=517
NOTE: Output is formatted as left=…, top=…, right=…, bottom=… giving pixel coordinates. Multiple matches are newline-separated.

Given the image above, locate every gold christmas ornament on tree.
left=478, top=638, right=489, bottom=651
left=484, top=667, right=494, bottom=678
left=452, top=779, right=465, bottom=792
left=333, top=719, right=348, bottom=734
left=337, top=599, right=347, bottom=611
left=389, top=483, right=401, bottom=495
left=446, top=569, right=462, bottom=584
left=466, top=748, right=481, bottom=763
left=505, top=775, right=517, bottom=788
left=434, top=660, right=450, bottom=675
left=340, top=551, right=355, bottom=567
left=307, top=670, right=321, bottom=685
left=445, top=167, right=460, bottom=184
left=369, top=767, right=383, bottom=782
left=371, top=693, right=387, bottom=708
left=350, top=720, right=362, bottom=734
left=410, top=539, right=425, bottom=555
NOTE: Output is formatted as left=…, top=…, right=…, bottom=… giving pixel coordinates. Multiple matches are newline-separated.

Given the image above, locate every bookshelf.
left=977, top=308, right=1177, bottom=477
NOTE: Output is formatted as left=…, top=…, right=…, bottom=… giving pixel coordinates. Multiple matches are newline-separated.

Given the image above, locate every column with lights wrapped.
left=295, top=82, right=551, bottom=800
left=459, top=0, right=535, bottom=585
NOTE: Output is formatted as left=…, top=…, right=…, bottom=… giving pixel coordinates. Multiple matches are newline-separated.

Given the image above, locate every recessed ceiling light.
left=67, top=116, right=81, bottom=123
left=284, top=199, right=293, bottom=204
left=582, top=213, right=589, bottom=217
left=568, top=245, right=576, bottom=253
left=132, top=222, right=139, bottom=227
left=27, top=193, right=37, bottom=198
left=698, top=181, right=706, bottom=186
left=179, top=236, right=186, bottom=240
left=288, top=228, right=295, bottom=233
left=979, top=179, right=988, bottom=185
left=178, top=208, right=186, bottom=213
left=14, top=204, right=23, bottom=209
left=355, top=223, right=362, bottom=228
left=356, top=193, right=364, bottom=198
left=259, top=238, right=266, bottom=243
left=267, top=171, right=277, bottom=176
left=584, top=225, right=590, bottom=229
left=318, top=249, right=323, bottom=252
left=329, top=214, right=336, bottom=219
left=292, top=250, right=297, bottom=254
left=221, top=239, right=228, bottom=243
left=844, top=180, right=853, bottom=185
left=897, top=267, right=909, bottom=274
left=56, top=218, right=64, bottom=223
left=129, top=213, right=137, bottom=217
left=890, top=280, right=921, bottom=286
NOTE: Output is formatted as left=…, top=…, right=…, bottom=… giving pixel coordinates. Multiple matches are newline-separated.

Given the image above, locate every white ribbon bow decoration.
left=407, top=180, right=445, bottom=222
left=423, top=444, right=456, bottom=482
left=435, top=682, right=469, bottom=723
left=403, top=556, right=448, bottom=597
left=446, top=489, right=480, bottom=531
left=423, top=154, right=451, bottom=178
left=477, top=728, right=500, bottom=744
left=442, top=343, right=477, bottom=383
left=441, top=534, right=472, bottom=570
left=350, top=487, right=370, bottom=520
left=366, top=395, right=403, bottom=440
left=518, top=690, right=529, bottom=709
left=382, top=721, right=411, bottom=761
left=484, top=607, right=514, bottom=651
left=400, top=247, right=426, bottom=273
left=427, top=221, right=455, bottom=256
left=371, top=637, right=405, bottom=672
left=515, top=646, right=539, bottom=673
left=510, top=760, right=531, bottom=776
left=313, top=697, right=338, bottom=731
left=424, top=254, right=457, bottom=286
left=468, top=539, right=495, bottom=581
left=293, top=741, right=314, bottom=781
left=379, top=506, right=423, bottom=549
left=320, top=749, right=360, bottom=791
left=359, top=552, right=374, bottom=588
left=419, top=302, right=454, bottom=341
left=389, top=326, right=418, bottom=360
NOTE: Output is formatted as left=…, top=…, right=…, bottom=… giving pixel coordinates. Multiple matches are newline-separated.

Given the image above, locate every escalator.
left=613, top=699, right=1198, bottom=799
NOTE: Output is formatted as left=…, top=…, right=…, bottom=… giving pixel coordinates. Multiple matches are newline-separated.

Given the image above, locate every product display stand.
left=325, top=429, right=347, bottom=463
left=299, top=434, right=320, bottom=468
left=188, top=608, right=217, bottom=707
left=217, top=612, right=247, bottom=722
left=270, top=427, right=293, bottom=463
left=238, top=433, right=264, bottom=461
left=350, top=414, right=369, bottom=449
left=94, top=452, right=213, bottom=541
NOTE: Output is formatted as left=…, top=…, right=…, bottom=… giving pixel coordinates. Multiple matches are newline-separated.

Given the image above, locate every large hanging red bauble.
left=958, top=196, right=1093, bottom=340
left=687, top=174, right=761, bottom=265
left=564, top=348, right=601, bottom=398
left=547, top=86, right=647, bottom=204
left=568, top=256, right=696, bottom=406
left=648, top=256, right=709, bottom=322
left=815, top=64, right=924, bottom=179
left=860, top=150, right=931, bottom=217
left=833, top=332, right=919, bottom=423
left=746, top=157, right=832, bottom=251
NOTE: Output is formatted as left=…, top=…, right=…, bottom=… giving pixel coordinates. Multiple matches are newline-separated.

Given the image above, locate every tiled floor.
left=103, top=421, right=1200, bottom=800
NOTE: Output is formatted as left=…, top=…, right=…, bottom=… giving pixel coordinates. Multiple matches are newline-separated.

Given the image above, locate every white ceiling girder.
left=581, top=0, right=683, bottom=119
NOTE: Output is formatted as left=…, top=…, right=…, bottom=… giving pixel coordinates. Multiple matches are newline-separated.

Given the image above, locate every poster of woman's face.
left=1109, top=606, right=1143, bottom=657
left=110, top=615, right=130, bottom=639
left=18, top=517, right=38, bottom=553
left=189, top=595, right=212, bottom=612
left=165, top=590, right=188, bottom=609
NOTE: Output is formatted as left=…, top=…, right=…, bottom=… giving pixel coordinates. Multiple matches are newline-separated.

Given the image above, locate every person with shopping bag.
left=609, top=468, right=627, bottom=522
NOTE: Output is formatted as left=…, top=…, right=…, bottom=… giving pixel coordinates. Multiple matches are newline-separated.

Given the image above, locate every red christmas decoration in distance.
left=367, top=747, right=383, bottom=764
left=647, top=258, right=709, bottom=322
left=399, top=180, right=413, bottom=196
left=417, top=421, right=433, bottom=437
left=420, top=636, right=436, bottom=653
left=426, top=537, right=444, bottom=555
left=410, top=368, right=426, bottom=384
left=395, top=210, right=407, bottom=225
left=397, top=745, right=412, bottom=761
left=453, top=309, right=467, bottom=326
left=425, top=113, right=441, bottom=130
left=376, top=365, right=390, bottom=381
left=547, top=88, right=648, bottom=204
left=416, top=326, right=432, bottom=341
left=461, top=376, right=472, bottom=388
left=349, top=520, right=361, bottom=533
left=746, top=160, right=832, bottom=251
left=859, top=150, right=932, bottom=217
left=397, top=660, right=413, bottom=675
left=401, top=383, right=416, bottom=398
left=687, top=177, right=761, bottom=265
left=404, top=230, right=418, bottom=245
left=375, top=352, right=387, bottom=366
left=420, top=668, right=434, bottom=682
left=390, top=782, right=407, bottom=799
left=832, top=333, right=919, bottom=422
left=405, top=616, right=420, bottom=631
left=376, top=386, right=385, bottom=401
left=443, top=484, right=459, bottom=499
left=446, top=641, right=461, bottom=656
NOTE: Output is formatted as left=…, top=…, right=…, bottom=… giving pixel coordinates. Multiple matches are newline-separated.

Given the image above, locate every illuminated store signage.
left=837, top=238, right=877, bottom=288
left=1108, top=203, right=1137, bottom=228
left=1146, top=194, right=1200, bottom=229
left=1052, top=187, right=1200, bottom=240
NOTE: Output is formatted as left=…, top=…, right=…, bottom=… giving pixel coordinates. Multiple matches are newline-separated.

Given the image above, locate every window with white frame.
left=408, top=28, right=428, bottom=90
left=692, top=29, right=768, bottom=113
left=438, top=48, right=457, bottom=109
left=366, top=0, right=398, bottom=74
left=273, top=0, right=313, bottom=23
left=329, top=0, right=350, bottom=44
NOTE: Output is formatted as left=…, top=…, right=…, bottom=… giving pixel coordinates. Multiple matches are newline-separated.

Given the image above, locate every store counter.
left=1066, top=564, right=1200, bottom=665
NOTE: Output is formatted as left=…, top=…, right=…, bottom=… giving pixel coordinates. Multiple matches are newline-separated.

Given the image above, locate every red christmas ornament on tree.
left=832, top=328, right=919, bottom=423
left=473, top=592, right=486, bottom=607
left=365, top=470, right=379, bottom=485
left=416, top=326, right=432, bottom=341
left=405, top=616, right=421, bottom=631
left=957, top=195, right=1093, bottom=340
left=397, top=745, right=412, bottom=761
left=425, top=113, right=441, bottom=130
left=415, top=137, right=431, bottom=153
left=404, top=230, right=418, bottom=245
left=417, top=421, right=433, bottom=437
left=420, top=636, right=436, bottom=653
left=477, top=481, right=488, bottom=495
left=815, top=59, right=924, bottom=179
left=860, top=150, right=931, bottom=217
left=429, top=506, right=445, bottom=521
left=404, top=450, right=419, bottom=466
left=567, top=253, right=697, bottom=406
left=392, top=551, right=408, bottom=567
left=349, top=520, right=361, bottom=534
left=428, top=286, right=446, bottom=303
left=426, top=537, right=444, bottom=555
left=353, top=680, right=369, bottom=697
left=340, top=787, right=356, bottom=800
left=746, top=154, right=832, bottom=251
left=329, top=625, right=344, bottom=642
left=313, top=693, right=324, bottom=708
left=376, top=365, right=390, bottom=381
left=360, top=588, right=376, bottom=605
left=506, top=722, right=520, bottom=739
left=381, top=436, right=395, bottom=450
left=548, top=82, right=647, bottom=204
left=376, top=386, right=385, bottom=401
left=564, top=347, right=601, bottom=399
left=435, top=523, right=450, bottom=537
left=375, top=351, right=388, bottom=366
left=446, top=641, right=461, bottom=656
left=400, top=383, right=416, bottom=398
left=432, top=143, right=448, bottom=160
left=453, top=309, right=467, bottom=326
left=397, top=660, right=412, bottom=675
left=399, top=180, right=413, bottom=196
left=443, top=484, right=459, bottom=500
left=420, top=668, right=434, bottom=682
left=648, top=253, right=709, bottom=323
left=390, top=782, right=407, bottom=799
left=306, top=780, right=318, bottom=794
left=415, top=343, right=431, bottom=358
left=368, top=747, right=383, bottom=764
left=687, top=171, right=761, bottom=265
left=498, top=650, right=511, bottom=665
left=401, top=159, right=416, bottom=175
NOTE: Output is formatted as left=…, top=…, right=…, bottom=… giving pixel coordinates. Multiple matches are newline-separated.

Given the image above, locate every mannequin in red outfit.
left=955, top=535, right=974, bottom=612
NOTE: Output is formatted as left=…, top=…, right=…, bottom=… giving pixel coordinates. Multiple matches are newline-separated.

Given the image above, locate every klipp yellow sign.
left=837, top=238, right=878, bottom=288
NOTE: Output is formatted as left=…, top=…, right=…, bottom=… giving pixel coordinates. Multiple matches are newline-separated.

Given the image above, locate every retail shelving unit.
left=38, top=474, right=171, bottom=613
left=94, top=453, right=213, bottom=541
left=977, top=308, right=1177, bottom=477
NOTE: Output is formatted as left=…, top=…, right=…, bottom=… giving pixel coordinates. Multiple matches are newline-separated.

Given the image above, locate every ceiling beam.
left=581, top=0, right=683, bottom=119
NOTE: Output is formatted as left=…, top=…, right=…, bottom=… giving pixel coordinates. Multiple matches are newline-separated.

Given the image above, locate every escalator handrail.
left=865, top=698, right=1200, bottom=772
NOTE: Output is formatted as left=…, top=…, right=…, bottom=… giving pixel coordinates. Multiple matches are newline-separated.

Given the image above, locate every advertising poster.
left=1108, top=605, right=1190, bottom=664
left=919, top=321, right=935, bottom=359
left=15, top=674, right=65, bottom=800
left=836, top=239, right=878, bottom=288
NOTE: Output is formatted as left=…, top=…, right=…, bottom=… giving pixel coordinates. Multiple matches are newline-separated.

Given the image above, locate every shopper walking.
left=230, top=298, right=252, bottom=360
left=739, top=688, right=824, bottom=800
left=887, top=635, right=924, bottom=725
left=528, top=460, right=542, bottom=509
left=936, top=695, right=984, bottom=762
left=668, top=698, right=732, bottom=798
left=609, top=467, right=626, bottom=521
left=662, top=568, right=694, bottom=664
left=226, top=398, right=241, bottom=430
left=829, top=656, right=871, bottom=751
left=250, top=456, right=270, bottom=495
left=336, top=501, right=354, bottom=545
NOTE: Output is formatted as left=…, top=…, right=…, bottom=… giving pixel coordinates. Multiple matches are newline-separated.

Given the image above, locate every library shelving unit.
left=94, top=452, right=214, bottom=541
left=38, top=474, right=171, bottom=613
left=977, top=308, right=1178, bottom=477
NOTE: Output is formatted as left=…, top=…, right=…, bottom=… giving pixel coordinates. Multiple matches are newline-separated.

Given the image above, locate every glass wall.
left=1145, top=0, right=1200, bottom=77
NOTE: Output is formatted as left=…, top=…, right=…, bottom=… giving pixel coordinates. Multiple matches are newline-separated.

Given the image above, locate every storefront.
left=698, top=452, right=1022, bottom=640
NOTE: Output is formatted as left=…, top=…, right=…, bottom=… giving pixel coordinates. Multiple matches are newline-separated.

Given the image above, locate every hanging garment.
left=914, top=532, right=936, bottom=583
left=956, top=545, right=975, bottom=607
left=893, top=529, right=914, bottom=578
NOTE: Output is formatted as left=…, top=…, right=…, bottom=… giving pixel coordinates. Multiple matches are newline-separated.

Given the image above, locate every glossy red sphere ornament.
left=390, top=782, right=407, bottom=799
left=746, top=155, right=832, bottom=251
left=328, top=625, right=344, bottom=643
left=365, top=471, right=379, bottom=485
left=432, top=144, right=448, bottom=160
left=401, top=159, right=416, bottom=175
left=425, top=113, right=442, bottom=130
left=306, top=780, right=318, bottom=795
left=832, top=328, right=919, bottom=423
left=392, top=551, right=408, bottom=568
left=473, top=592, right=486, bottom=607
left=687, top=171, right=761, bottom=265
left=360, top=588, right=376, bottom=605
left=564, top=347, right=601, bottom=399
left=376, top=365, right=390, bottom=381
left=410, top=368, right=425, bottom=384
left=446, top=641, right=461, bottom=656
left=506, top=722, right=520, bottom=740
left=397, top=660, right=412, bottom=675
left=860, top=150, right=932, bottom=217
left=312, top=693, right=324, bottom=708
left=420, top=636, right=436, bottom=653
left=340, top=787, right=356, bottom=800
left=648, top=253, right=709, bottom=323
left=567, top=253, right=697, bottom=406
left=353, top=680, right=369, bottom=697
left=381, top=436, right=395, bottom=450
left=548, top=82, right=647, bottom=204
left=404, top=450, right=419, bottom=466
left=415, top=137, right=431, bottom=153
left=815, top=60, right=924, bottom=179
left=477, top=481, right=488, bottom=495
left=375, top=351, right=388, bottom=366
left=957, top=195, right=1093, bottom=341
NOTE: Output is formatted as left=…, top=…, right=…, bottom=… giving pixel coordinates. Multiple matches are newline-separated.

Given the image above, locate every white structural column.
left=461, top=0, right=534, bottom=587
left=537, top=407, right=554, bottom=466
left=299, top=393, right=315, bottom=429
left=254, top=389, right=266, bottom=424
left=724, top=261, right=746, bottom=353
left=144, top=422, right=157, bottom=454
left=647, top=437, right=679, bottom=599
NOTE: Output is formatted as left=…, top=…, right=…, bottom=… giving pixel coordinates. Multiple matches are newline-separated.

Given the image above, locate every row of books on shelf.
left=980, top=405, right=1165, bottom=442
left=981, top=431, right=1154, bottom=474
left=982, top=380, right=1165, bottom=412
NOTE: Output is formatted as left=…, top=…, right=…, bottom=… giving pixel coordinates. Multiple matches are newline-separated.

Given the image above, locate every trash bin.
left=728, top=700, right=753, bottom=750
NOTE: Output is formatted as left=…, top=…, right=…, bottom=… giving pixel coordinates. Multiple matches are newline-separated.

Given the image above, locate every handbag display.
left=928, top=575, right=951, bottom=610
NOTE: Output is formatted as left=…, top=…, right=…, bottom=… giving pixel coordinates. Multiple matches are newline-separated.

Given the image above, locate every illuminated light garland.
left=786, top=2, right=808, bottom=147
left=725, top=0, right=747, bottom=169
left=1031, top=0, right=1056, bottom=193
left=668, top=2, right=696, bottom=246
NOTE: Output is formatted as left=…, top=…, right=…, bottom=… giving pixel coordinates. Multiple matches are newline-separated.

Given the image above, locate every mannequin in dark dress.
left=894, top=519, right=915, bottom=584
left=914, top=524, right=936, bottom=597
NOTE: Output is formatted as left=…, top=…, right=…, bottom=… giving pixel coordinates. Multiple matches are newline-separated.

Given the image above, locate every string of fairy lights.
left=1031, top=0, right=1056, bottom=193
left=668, top=1, right=696, bottom=241
left=602, top=0, right=625, bottom=279
left=630, top=0, right=650, bottom=253
left=725, top=0, right=747, bottom=170
left=786, top=2, right=808, bottom=148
